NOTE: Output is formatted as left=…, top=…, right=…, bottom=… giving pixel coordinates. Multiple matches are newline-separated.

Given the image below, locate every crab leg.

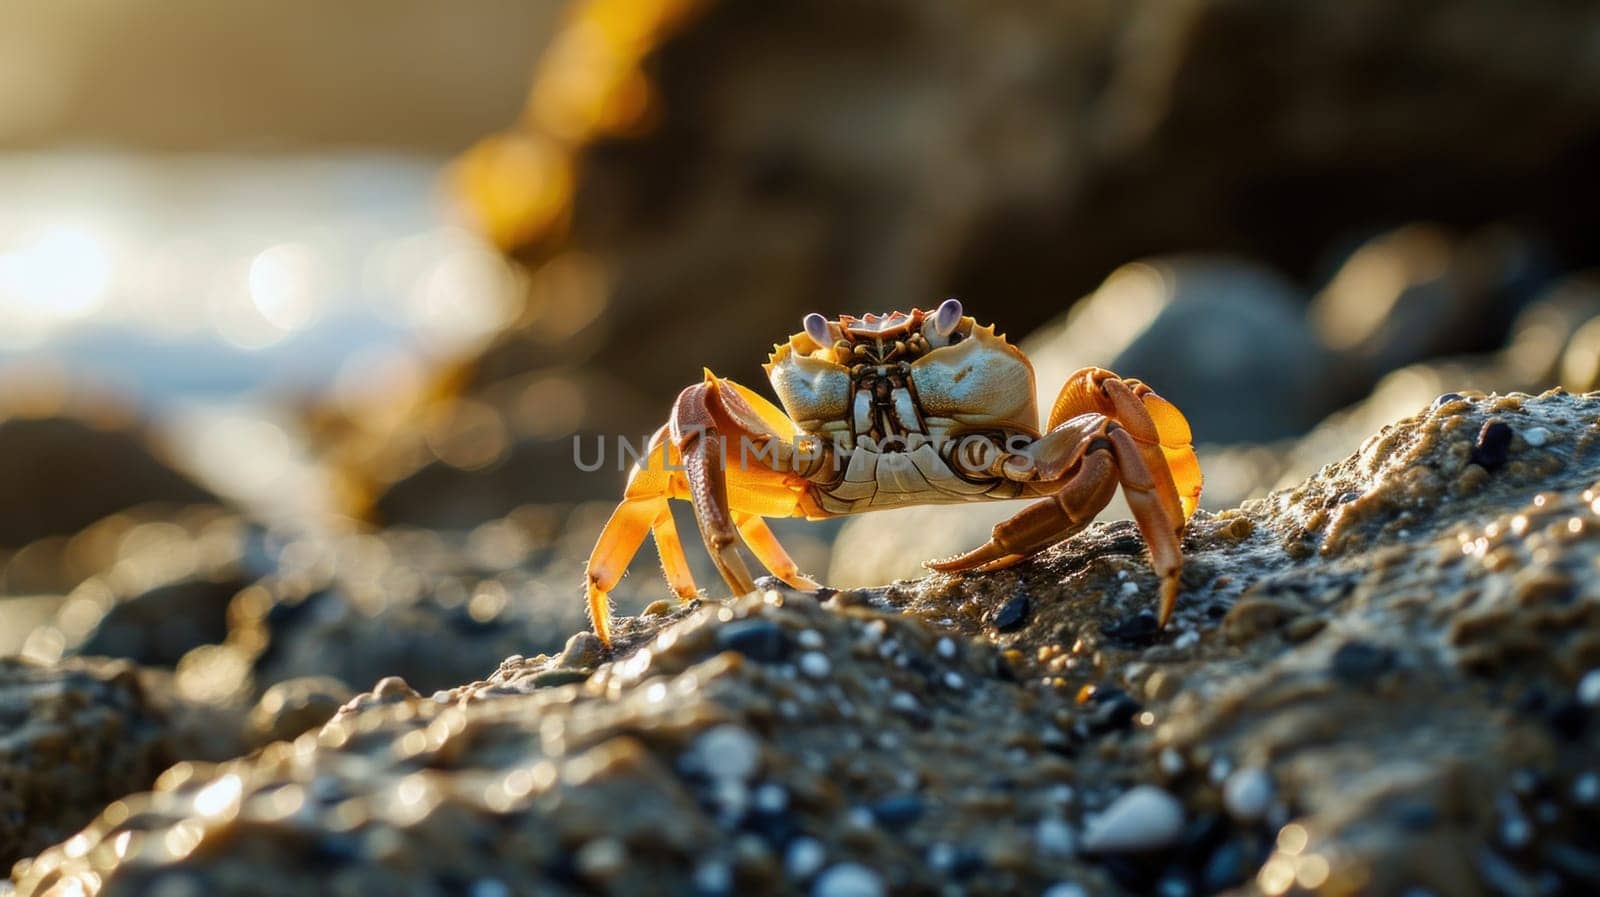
left=586, top=497, right=665, bottom=645
left=1106, top=426, right=1185, bottom=625
left=651, top=510, right=700, bottom=600
left=931, top=414, right=1188, bottom=624
left=929, top=444, right=1118, bottom=573
left=672, top=380, right=759, bottom=600
left=735, top=513, right=822, bottom=590
left=1049, top=367, right=1201, bottom=523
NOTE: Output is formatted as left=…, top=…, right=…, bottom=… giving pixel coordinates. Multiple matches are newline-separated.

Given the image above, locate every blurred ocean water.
left=0, top=151, right=519, bottom=517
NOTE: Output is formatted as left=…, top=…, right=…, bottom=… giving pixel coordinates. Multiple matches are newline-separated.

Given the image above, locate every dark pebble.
left=1202, top=840, right=1249, bottom=892
left=1547, top=699, right=1590, bottom=741
left=1515, top=686, right=1550, bottom=716
left=1336, top=491, right=1362, bottom=505
left=1102, top=611, right=1161, bottom=648
left=1100, top=856, right=1158, bottom=892
left=1432, top=393, right=1464, bottom=410
left=939, top=846, right=986, bottom=879
left=1087, top=687, right=1143, bottom=734
left=1329, top=641, right=1396, bottom=684
left=1471, top=419, right=1514, bottom=471
left=992, top=591, right=1030, bottom=631
left=715, top=619, right=790, bottom=663
left=868, top=795, right=925, bottom=830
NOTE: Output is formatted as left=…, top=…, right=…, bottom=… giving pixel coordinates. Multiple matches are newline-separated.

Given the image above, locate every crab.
left=583, top=299, right=1202, bottom=644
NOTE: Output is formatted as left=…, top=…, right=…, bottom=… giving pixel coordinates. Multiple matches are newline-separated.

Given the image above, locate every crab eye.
left=802, top=313, right=832, bottom=349
left=933, top=298, right=962, bottom=337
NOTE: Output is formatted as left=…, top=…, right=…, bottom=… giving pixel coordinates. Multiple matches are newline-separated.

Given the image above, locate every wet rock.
left=0, top=657, right=245, bottom=866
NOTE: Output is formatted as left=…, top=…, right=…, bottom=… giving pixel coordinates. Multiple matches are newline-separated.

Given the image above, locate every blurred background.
left=3, top=0, right=1600, bottom=695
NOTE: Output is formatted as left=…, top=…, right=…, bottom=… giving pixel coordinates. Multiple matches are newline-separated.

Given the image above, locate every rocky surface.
left=14, top=390, right=1600, bottom=895
left=0, top=657, right=245, bottom=868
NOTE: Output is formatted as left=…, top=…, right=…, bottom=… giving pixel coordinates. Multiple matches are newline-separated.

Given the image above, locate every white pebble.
left=1043, top=884, right=1090, bottom=897
left=1208, top=756, right=1233, bottom=785
left=1523, top=427, right=1551, bottom=447
left=812, top=863, right=885, bottom=897
left=942, top=671, right=965, bottom=690
left=1035, top=817, right=1077, bottom=855
left=1158, top=748, right=1185, bottom=777
left=1571, top=772, right=1599, bottom=805
left=785, top=837, right=827, bottom=879
left=1222, top=768, right=1274, bottom=822
left=575, top=838, right=627, bottom=878
left=936, top=637, right=957, bottom=659
left=470, top=880, right=510, bottom=897
left=1082, top=785, right=1186, bottom=853
left=1577, top=668, right=1600, bottom=706
left=1121, top=582, right=1139, bottom=595
left=694, top=725, right=762, bottom=781
left=799, top=652, right=833, bottom=679
left=798, top=629, right=826, bottom=649
left=754, top=783, right=788, bottom=813
left=695, top=861, right=732, bottom=894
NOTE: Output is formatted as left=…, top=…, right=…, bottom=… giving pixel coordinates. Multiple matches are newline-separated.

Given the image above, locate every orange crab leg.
left=930, top=448, right=1120, bottom=574
left=1049, top=367, right=1201, bottom=522
left=586, top=497, right=664, bottom=645
left=584, top=372, right=823, bottom=645
left=735, top=513, right=822, bottom=590
left=651, top=509, right=699, bottom=601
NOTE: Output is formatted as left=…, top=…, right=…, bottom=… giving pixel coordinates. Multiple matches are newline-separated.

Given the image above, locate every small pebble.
left=693, top=725, right=762, bottom=782
left=1471, top=419, right=1514, bottom=471
left=797, top=629, right=826, bottom=649
left=716, top=620, right=790, bottom=663
left=575, top=838, right=627, bottom=880
left=470, top=880, right=510, bottom=897
left=558, top=633, right=604, bottom=669
left=812, top=862, right=885, bottom=897
left=1035, top=817, right=1077, bottom=855
left=1523, top=426, right=1551, bottom=447
left=1159, top=748, right=1185, bottom=777
left=936, top=637, right=957, bottom=659
left=1573, top=772, right=1600, bottom=805
left=1577, top=669, right=1600, bottom=706
left=799, top=652, right=833, bottom=679
left=992, top=591, right=1030, bottom=631
left=754, top=783, right=788, bottom=813
left=869, top=795, right=925, bottom=830
left=1082, top=785, right=1186, bottom=853
left=1222, top=768, right=1274, bottom=822
left=694, top=861, right=732, bottom=895
left=943, top=672, right=965, bottom=690
left=785, top=838, right=826, bottom=879
left=1042, top=884, right=1090, bottom=897
left=1329, top=640, right=1396, bottom=684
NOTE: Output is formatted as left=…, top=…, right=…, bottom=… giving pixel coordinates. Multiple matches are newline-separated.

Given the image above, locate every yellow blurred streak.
left=451, top=0, right=709, bottom=252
